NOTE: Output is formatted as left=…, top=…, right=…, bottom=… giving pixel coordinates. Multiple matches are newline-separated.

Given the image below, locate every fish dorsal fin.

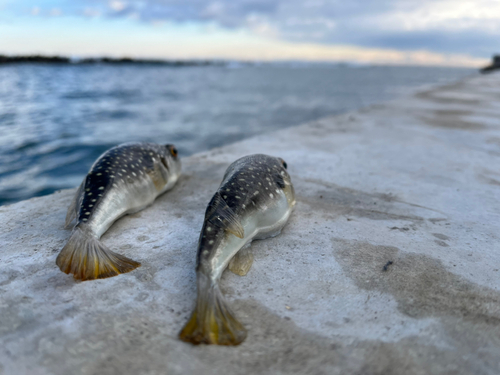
left=65, top=180, right=85, bottom=229
left=207, top=192, right=245, bottom=239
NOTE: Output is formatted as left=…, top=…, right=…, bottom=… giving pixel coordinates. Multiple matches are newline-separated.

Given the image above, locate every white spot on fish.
left=82, top=218, right=88, bottom=221
left=92, top=199, right=96, bottom=202
left=88, top=192, right=92, bottom=196
left=207, top=227, right=212, bottom=232
left=85, top=212, right=91, bottom=215
left=235, top=196, right=241, bottom=199
left=223, top=195, right=227, bottom=199
left=89, top=205, right=93, bottom=207
left=85, top=188, right=90, bottom=192
left=98, top=186, right=104, bottom=190
left=209, top=240, right=214, bottom=245
left=269, top=193, right=274, bottom=198
left=203, top=250, right=209, bottom=255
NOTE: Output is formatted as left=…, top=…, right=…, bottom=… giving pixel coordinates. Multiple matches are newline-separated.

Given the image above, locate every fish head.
left=276, top=157, right=295, bottom=207
left=277, top=157, right=287, bottom=170
left=160, top=144, right=182, bottom=179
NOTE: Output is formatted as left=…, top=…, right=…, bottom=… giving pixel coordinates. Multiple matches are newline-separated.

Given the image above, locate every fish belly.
left=211, top=192, right=292, bottom=279
left=92, top=178, right=158, bottom=238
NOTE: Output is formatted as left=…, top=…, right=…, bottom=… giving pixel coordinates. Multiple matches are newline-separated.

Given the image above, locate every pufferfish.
left=179, top=154, right=295, bottom=345
left=57, top=142, right=181, bottom=281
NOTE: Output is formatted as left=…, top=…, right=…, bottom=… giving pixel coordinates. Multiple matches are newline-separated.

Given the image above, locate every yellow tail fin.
left=179, top=274, right=247, bottom=345
left=56, top=227, right=141, bottom=281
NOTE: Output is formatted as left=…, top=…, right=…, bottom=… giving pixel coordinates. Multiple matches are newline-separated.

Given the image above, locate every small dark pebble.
left=390, top=226, right=409, bottom=231
left=383, top=261, right=393, bottom=272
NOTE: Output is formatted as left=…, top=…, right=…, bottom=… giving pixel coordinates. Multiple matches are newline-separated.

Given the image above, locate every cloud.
left=109, top=1, right=126, bottom=12
left=68, top=0, right=496, bottom=58
left=49, top=7, right=62, bottom=16
left=7, top=0, right=499, bottom=62
left=82, top=7, right=101, bottom=18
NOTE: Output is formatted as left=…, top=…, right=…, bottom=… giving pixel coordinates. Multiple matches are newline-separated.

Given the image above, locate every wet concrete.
left=1, top=73, right=500, bottom=374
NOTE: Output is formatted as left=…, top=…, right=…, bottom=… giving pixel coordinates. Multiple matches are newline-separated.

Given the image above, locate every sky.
left=0, top=0, right=498, bottom=67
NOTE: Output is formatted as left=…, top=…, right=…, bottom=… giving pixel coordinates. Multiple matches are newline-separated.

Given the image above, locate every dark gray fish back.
left=197, top=154, right=290, bottom=265
left=219, top=154, right=288, bottom=212
left=78, top=143, right=163, bottom=223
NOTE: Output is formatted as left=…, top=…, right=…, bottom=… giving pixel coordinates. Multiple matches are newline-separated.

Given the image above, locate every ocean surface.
left=0, top=63, right=474, bottom=206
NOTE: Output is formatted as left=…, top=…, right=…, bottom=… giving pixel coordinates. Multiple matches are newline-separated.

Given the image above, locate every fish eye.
left=166, top=145, right=178, bottom=157
left=278, top=158, right=287, bottom=169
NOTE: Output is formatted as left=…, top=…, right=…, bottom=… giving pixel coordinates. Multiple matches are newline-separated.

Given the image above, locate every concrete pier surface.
left=1, top=73, right=500, bottom=375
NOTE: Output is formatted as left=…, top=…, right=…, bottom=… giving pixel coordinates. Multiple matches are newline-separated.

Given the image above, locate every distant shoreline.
left=0, top=55, right=227, bottom=66
left=0, top=55, right=481, bottom=69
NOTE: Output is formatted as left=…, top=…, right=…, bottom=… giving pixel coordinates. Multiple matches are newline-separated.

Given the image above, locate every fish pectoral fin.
left=147, top=163, right=168, bottom=191
left=224, top=222, right=245, bottom=239
left=228, top=248, right=254, bottom=276
left=208, top=192, right=245, bottom=239
left=273, top=172, right=286, bottom=189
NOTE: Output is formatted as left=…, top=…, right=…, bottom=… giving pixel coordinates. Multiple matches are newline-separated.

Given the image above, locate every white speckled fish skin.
left=57, top=142, right=181, bottom=281
left=69, top=142, right=181, bottom=237
left=179, top=154, right=295, bottom=345
left=197, top=154, right=295, bottom=280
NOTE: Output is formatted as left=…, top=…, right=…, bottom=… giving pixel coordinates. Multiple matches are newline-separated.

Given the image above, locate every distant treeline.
left=480, top=55, right=500, bottom=74
left=0, top=55, right=226, bottom=66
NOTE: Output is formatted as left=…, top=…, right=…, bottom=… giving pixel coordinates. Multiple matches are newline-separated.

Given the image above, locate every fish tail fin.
left=56, top=226, right=141, bottom=281
left=179, top=274, right=247, bottom=345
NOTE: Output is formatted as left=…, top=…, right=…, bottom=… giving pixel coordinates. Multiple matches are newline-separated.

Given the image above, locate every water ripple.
left=0, top=64, right=474, bottom=205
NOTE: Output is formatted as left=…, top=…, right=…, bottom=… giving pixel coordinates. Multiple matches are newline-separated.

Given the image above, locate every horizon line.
left=0, top=54, right=487, bottom=70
